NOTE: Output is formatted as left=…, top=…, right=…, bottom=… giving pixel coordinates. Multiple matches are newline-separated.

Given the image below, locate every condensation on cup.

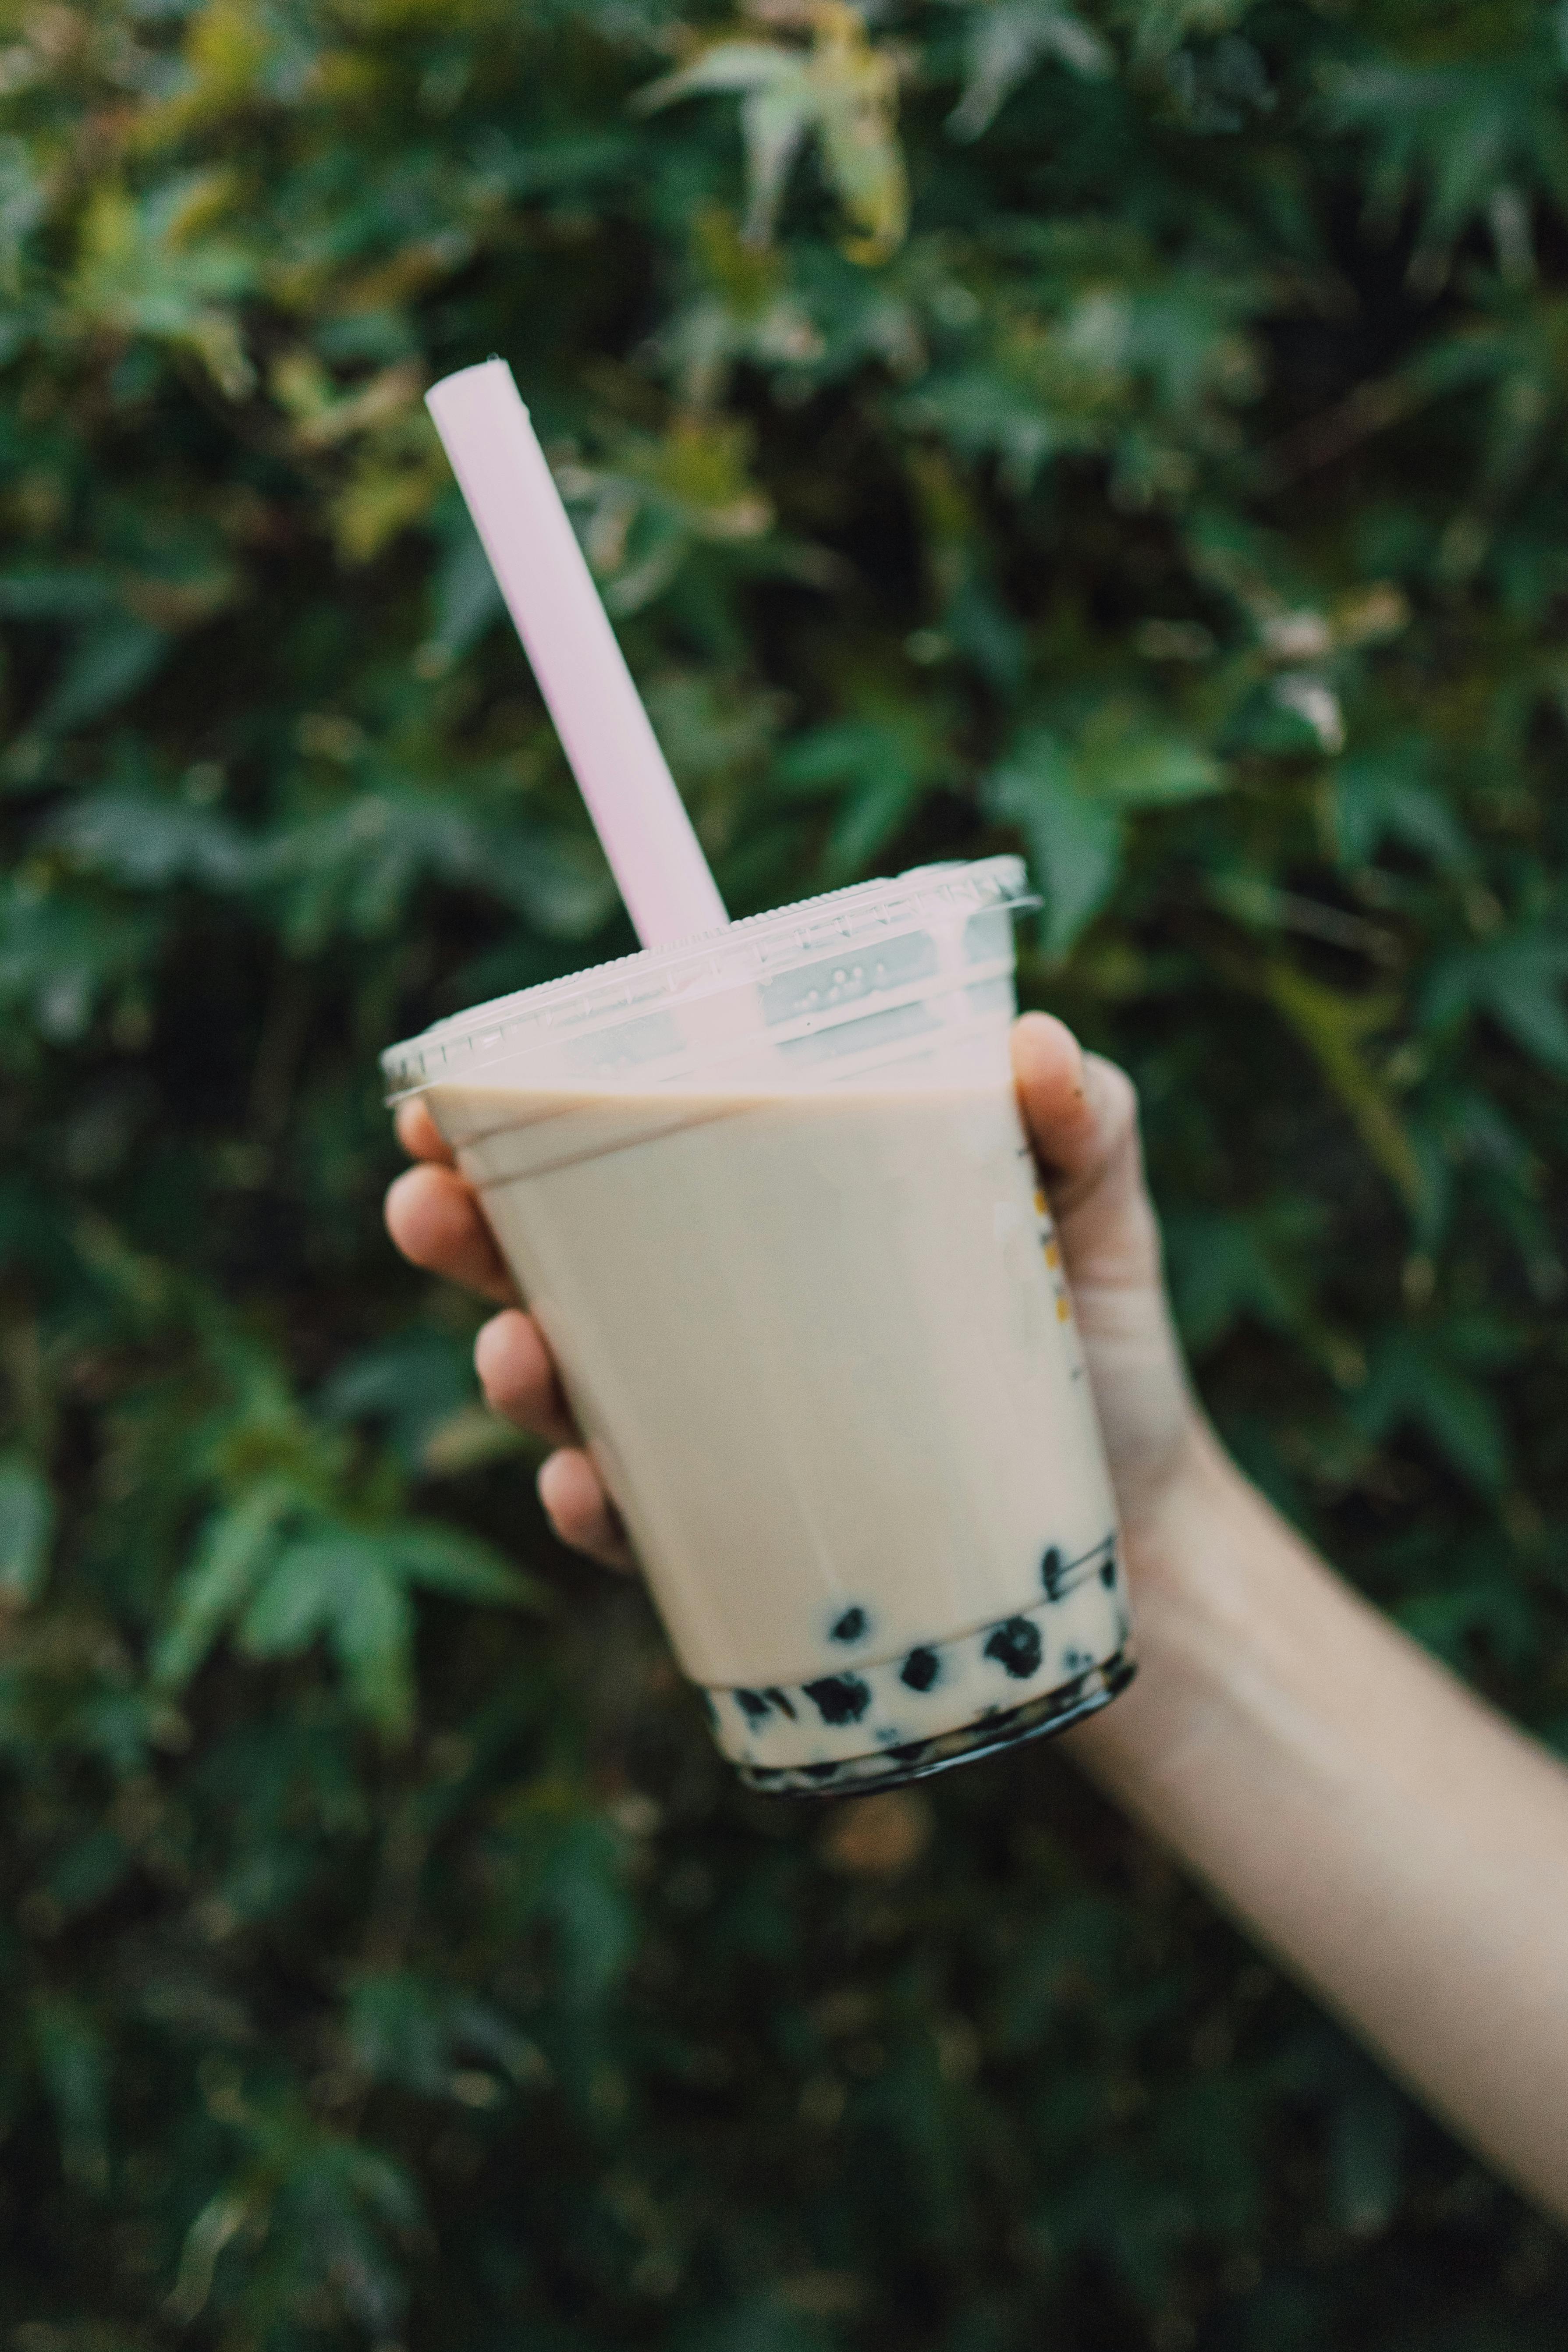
left=382, top=857, right=1134, bottom=1793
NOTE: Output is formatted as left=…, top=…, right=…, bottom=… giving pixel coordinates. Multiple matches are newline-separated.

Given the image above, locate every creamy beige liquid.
left=430, top=1080, right=1117, bottom=1692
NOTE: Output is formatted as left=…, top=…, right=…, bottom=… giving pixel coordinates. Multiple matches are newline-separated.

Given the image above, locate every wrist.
left=1117, top=1408, right=1246, bottom=1588
left=1071, top=1417, right=1282, bottom=1784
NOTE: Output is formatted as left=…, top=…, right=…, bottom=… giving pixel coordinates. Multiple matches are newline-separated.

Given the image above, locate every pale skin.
left=386, top=1013, right=1568, bottom=2224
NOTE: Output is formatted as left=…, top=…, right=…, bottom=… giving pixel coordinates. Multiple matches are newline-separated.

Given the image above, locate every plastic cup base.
left=733, top=1650, right=1136, bottom=1798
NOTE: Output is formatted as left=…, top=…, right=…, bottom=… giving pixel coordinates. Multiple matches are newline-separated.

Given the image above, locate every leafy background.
left=2, top=0, right=1567, bottom=2344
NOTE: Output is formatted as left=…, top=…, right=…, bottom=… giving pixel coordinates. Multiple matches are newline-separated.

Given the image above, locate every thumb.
left=1011, top=1013, right=1161, bottom=1290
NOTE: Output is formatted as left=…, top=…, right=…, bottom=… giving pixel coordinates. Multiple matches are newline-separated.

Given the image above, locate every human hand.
left=383, top=1094, right=637, bottom=1570
left=1007, top=1013, right=1201, bottom=1540
left=383, top=1014, right=1202, bottom=1571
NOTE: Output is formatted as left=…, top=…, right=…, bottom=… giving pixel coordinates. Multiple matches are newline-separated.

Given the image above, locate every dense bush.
left=2, top=0, right=1567, bottom=2342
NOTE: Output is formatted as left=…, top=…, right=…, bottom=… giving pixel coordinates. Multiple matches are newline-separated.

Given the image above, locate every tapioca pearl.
left=734, top=1689, right=772, bottom=1724
left=830, top=1605, right=870, bottom=1644
left=1100, top=1554, right=1117, bottom=1588
left=763, top=1686, right=797, bottom=1720
left=900, top=1646, right=940, bottom=1693
left=1041, top=1547, right=1065, bottom=1600
left=983, top=1616, right=1044, bottom=1679
left=803, top=1673, right=873, bottom=1727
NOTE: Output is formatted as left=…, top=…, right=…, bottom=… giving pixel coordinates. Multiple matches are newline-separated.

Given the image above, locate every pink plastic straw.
left=425, top=360, right=729, bottom=948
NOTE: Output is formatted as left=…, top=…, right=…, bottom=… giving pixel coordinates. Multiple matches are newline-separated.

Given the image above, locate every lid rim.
left=381, top=856, right=1035, bottom=1094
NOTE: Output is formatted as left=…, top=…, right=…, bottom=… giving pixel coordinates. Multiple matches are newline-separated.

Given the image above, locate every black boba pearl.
left=830, top=1606, right=869, bottom=1643
left=1100, top=1554, right=1117, bottom=1589
left=735, top=1689, right=771, bottom=1723
left=983, top=1616, right=1043, bottom=1680
left=803, top=1760, right=844, bottom=1783
left=802, top=1673, right=873, bottom=1727
left=1041, top=1546, right=1065, bottom=1600
left=900, top=1646, right=940, bottom=1693
left=763, top=1686, right=797, bottom=1720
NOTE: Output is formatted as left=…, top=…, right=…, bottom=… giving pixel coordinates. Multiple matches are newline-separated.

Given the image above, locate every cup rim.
left=380, top=855, right=1036, bottom=1097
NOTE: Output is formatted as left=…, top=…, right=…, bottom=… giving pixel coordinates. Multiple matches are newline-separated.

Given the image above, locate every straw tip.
left=426, top=356, right=525, bottom=417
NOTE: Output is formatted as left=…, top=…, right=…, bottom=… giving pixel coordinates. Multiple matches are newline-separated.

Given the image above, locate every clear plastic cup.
left=383, top=858, right=1132, bottom=1792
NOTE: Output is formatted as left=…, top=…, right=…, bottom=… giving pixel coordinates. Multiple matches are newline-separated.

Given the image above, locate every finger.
left=474, top=1310, right=578, bottom=1445
left=384, top=1163, right=516, bottom=1303
left=1011, top=1013, right=1158, bottom=1284
left=394, top=1096, right=454, bottom=1167
left=538, top=1447, right=636, bottom=1572
left=1011, top=1012, right=1141, bottom=1196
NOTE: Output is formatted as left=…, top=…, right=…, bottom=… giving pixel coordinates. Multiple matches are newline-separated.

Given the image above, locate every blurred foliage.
left=1, top=0, right=1567, bottom=2344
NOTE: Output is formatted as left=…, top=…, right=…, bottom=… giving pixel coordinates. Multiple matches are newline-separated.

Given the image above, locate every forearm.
left=1065, top=1423, right=1568, bottom=2222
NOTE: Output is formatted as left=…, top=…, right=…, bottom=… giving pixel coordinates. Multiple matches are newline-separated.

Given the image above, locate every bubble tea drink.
left=383, top=858, right=1132, bottom=1792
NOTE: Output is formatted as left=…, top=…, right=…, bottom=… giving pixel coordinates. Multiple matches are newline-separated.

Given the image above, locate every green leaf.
left=1263, top=963, right=1425, bottom=1213
left=348, top=1972, right=457, bottom=2097
left=1422, top=932, right=1568, bottom=1072
left=0, top=133, right=46, bottom=296
left=1164, top=1206, right=1320, bottom=1354
left=1130, top=0, right=1252, bottom=60
left=238, top=1533, right=415, bottom=1737
left=384, top=1522, right=547, bottom=1611
left=776, top=713, right=943, bottom=883
left=347, top=1971, right=539, bottom=2099
left=1319, top=50, right=1568, bottom=255
left=1073, top=711, right=1224, bottom=807
left=152, top=1479, right=294, bottom=1689
left=317, top=1332, right=479, bottom=1468
left=687, top=2297, right=838, bottom=2352
left=50, top=789, right=255, bottom=889
left=1334, top=750, right=1470, bottom=874
left=1353, top=1330, right=1511, bottom=1494
left=30, top=1994, right=110, bottom=2194
left=947, top=1, right=1112, bottom=143
left=232, top=1517, right=535, bottom=1738
left=0, top=1453, right=53, bottom=1604
left=638, top=17, right=908, bottom=260
left=424, top=518, right=504, bottom=668
left=32, top=617, right=171, bottom=737
left=166, top=2188, right=257, bottom=2325
left=987, top=707, right=1220, bottom=953
left=987, top=730, right=1125, bottom=956
left=0, top=877, right=157, bottom=1041
left=0, top=567, right=119, bottom=621
left=486, top=828, right=621, bottom=940
left=68, top=174, right=257, bottom=394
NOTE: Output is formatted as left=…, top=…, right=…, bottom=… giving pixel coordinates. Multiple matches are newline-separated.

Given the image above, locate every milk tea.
left=429, top=1076, right=1130, bottom=1791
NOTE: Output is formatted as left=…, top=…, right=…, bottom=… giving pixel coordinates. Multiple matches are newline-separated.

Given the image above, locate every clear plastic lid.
left=381, top=856, right=1036, bottom=1098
